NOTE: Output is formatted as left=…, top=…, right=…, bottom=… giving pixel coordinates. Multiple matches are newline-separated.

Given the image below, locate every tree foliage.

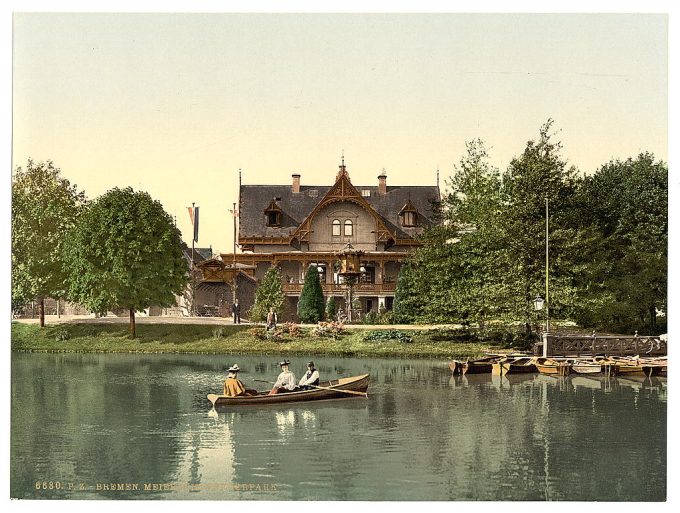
left=571, top=153, right=667, bottom=332
left=63, top=187, right=188, bottom=337
left=251, top=266, right=285, bottom=322
left=393, top=121, right=667, bottom=336
left=326, top=296, right=338, bottom=321
left=12, top=159, right=85, bottom=326
left=297, top=265, right=325, bottom=323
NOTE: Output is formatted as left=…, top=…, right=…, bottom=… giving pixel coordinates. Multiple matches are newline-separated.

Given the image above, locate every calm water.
left=11, top=353, right=666, bottom=501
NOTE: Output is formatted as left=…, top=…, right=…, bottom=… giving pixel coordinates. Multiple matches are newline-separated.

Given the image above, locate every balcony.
left=282, top=282, right=396, bottom=295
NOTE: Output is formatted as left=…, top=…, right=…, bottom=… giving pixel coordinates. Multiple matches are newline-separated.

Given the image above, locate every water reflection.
left=11, top=353, right=666, bottom=501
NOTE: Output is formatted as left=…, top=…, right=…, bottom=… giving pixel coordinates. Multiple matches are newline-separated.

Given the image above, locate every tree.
left=499, top=119, right=581, bottom=335
left=573, top=153, right=667, bottom=333
left=297, top=265, right=325, bottom=323
left=63, top=187, right=188, bottom=337
left=251, top=266, right=285, bottom=322
left=12, top=159, right=85, bottom=326
left=326, top=296, right=337, bottom=321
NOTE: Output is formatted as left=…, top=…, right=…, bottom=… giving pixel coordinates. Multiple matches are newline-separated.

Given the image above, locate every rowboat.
left=571, top=358, right=604, bottom=375
left=451, top=356, right=498, bottom=375
left=534, top=357, right=572, bottom=376
left=492, top=357, right=536, bottom=376
left=208, top=374, right=370, bottom=406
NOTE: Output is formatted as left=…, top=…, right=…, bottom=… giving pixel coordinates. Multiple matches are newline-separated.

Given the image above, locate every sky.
left=11, top=12, right=668, bottom=254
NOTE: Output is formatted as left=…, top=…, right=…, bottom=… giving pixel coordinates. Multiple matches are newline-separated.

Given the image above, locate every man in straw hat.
left=268, top=359, right=297, bottom=395
left=223, top=364, right=257, bottom=397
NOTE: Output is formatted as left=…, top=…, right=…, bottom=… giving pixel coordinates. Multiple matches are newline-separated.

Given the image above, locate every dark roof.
left=181, top=244, right=213, bottom=263
left=239, top=183, right=440, bottom=240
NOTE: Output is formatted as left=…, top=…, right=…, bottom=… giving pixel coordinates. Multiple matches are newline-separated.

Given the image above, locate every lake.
left=10, top=352, right=666, bottom=501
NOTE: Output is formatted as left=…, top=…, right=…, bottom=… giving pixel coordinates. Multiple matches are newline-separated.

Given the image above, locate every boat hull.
left=209, top=374, right=370, bottom=406
left=492, top=359, right=537, bottom=376
left=535, top=358, right=572, bottom=376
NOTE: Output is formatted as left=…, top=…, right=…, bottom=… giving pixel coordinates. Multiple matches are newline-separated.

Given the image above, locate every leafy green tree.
left=297, top=265, right=325, bottom=323
left=499, top=119, right=581, bottom=335
left=573, top=153, right=667, bottom=333
left=63, top=187, right=188, bottom=337
left=326, top=296, right=338, bottom=321
left=12, top=159, right=85, bottom=326
left=251, top=266, right=285, bottom=322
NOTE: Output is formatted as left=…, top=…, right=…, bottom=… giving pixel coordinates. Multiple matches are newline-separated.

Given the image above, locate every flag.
left=187, top=206, right=199, bottom=243
left=193, top=207, right=199, bottom=242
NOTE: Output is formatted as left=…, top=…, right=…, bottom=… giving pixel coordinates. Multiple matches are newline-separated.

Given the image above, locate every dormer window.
left=264, top=199, right=282, bottom=227
left=399, top=199, right=418, bottom=227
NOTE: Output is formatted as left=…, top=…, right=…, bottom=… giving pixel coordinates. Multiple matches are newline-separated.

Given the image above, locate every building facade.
left=199, top=160, right=440, bottom=320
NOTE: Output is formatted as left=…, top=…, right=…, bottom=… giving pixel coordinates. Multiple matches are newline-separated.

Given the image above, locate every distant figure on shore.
left=266, top=308, right=278, bottom=330
left=269, top=360, right=296, bottom=395
left=298, top=361, right=320, bottom=390
left=232, top=299, right=241, bottom=324
left=223, top=364, right=257, bottom=397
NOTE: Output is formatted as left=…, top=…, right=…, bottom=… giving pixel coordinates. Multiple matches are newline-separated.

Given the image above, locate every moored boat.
left=492, top=357, right=536, bottom=376
left=534, top=357, right=572, bottom=376
left=208, top=374, right=370, bottom=406
left=571, top=358, right=604, bottom=375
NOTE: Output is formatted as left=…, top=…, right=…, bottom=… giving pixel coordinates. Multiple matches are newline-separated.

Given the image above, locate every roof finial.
left=341, top=149, right=344, bottom=167
left=436, top=167, right=440, bottom=189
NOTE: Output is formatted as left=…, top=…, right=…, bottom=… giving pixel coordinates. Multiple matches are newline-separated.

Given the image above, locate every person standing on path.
left=232, top=299, right=241, bottom=324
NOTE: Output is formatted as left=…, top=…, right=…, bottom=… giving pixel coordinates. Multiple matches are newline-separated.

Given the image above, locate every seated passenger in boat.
left=298, top=361, right=320, bottom=390
left=269, top=360, right=297, bottom=395
left=223, top=364, right=257, bottom=397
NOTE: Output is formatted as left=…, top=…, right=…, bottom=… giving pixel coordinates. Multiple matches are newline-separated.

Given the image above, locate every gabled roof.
left=239, top=168, right=440, bottom=241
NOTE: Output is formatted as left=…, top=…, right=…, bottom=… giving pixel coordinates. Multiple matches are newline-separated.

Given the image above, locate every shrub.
left=281, top=322, right=302, bottom=338
left=297, top=265, right=325, bottom=323
left=326, top=296, right=337, bottom=320
left=212, top=327, right=225, bottom=339
left=362, top=330, right=412, bottom=343
left=363, top=311, right=379, bottom=325
left=251, top=267, right=285, bottom=322
left=54, top=327, right=70, bottom=341
left=249, top=327, right=267, bottom=340
left=312, top=321, right=345, bottom=339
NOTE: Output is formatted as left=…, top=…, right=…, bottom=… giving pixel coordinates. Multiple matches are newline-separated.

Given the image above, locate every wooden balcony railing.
left=282, top=282, right=396, bottom=294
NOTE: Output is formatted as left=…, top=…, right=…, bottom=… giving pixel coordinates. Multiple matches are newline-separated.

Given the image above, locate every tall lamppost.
left=536, top=197, right=550, bottom=355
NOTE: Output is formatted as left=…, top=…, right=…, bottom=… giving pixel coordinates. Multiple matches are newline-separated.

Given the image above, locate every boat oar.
left=254, top=378, right=367, bottom=397
left=207, top=394, right=222, bottom=406
left=308, top=384, right=368, bottom=398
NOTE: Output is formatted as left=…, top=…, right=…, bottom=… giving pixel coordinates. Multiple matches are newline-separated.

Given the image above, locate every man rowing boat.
left=298, top=361, right=320, bottom=390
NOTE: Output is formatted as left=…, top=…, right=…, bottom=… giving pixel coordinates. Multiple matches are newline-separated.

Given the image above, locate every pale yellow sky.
left=12, top=13, right=668, bottom=253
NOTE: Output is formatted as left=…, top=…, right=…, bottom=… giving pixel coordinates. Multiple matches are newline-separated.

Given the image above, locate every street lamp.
left=533, top=295, right=545, bottom=312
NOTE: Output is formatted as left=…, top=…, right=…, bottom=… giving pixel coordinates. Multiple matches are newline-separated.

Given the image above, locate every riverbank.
left=11, top=322, right=494, bottom=359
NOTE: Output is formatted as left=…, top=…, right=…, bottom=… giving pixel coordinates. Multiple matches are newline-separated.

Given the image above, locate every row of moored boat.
left=449, top=354, right=667, bottom=377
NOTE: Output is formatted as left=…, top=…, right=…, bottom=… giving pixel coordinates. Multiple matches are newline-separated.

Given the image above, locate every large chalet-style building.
left=198, top=160, right=440, bottom=320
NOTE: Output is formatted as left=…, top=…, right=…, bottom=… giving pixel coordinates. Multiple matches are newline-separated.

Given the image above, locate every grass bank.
left=11, top=322, right=494, bottom=359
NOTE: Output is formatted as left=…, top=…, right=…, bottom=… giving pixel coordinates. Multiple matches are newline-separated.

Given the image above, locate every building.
left=198, top=160, right=440, bottom=320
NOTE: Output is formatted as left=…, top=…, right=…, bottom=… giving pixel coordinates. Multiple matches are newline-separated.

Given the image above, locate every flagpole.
left=191, top=202, right=196, bottom=317
left=232, top=202, right=237, bottom=304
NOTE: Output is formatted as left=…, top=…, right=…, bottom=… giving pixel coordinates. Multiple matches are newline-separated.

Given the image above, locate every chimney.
left=378, top=171, right=387, bottom=195
left=292, top=173, right=301, bottom=193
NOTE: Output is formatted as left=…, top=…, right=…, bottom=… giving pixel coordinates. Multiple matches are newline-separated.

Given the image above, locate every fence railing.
left=543, top=332, right=666, bottom=357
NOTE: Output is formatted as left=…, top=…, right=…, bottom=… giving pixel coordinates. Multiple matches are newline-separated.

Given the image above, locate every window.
left=267, top=211, right=281, bottom=226
left=361, top=190, right=371, bottom=197
left=332, top=219, right=341, bottom=236
left=344, top=219, right=353, bottom=236
left=403, top=211, right=416, bottom=227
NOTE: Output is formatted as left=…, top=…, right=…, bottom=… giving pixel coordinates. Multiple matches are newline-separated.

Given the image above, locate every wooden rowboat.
left=492, top=357, right=536, bottom=376
left=450, top=356, right=495, bottom=375
left=534, top=357, right=572, bottom=376
left=571, top=361, right=603, bottom=374
left=208, top=374, right=370, bottom=406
